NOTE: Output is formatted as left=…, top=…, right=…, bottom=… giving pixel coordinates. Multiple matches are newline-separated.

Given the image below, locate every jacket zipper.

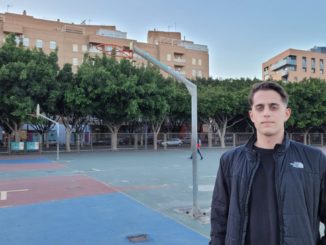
left=274, top=152, right=284, bottom=245
left=240, top=155, right=260, bottom=245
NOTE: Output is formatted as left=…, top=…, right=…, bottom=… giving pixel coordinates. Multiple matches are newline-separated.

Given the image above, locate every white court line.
left=0, top=189, right=29, bottom=201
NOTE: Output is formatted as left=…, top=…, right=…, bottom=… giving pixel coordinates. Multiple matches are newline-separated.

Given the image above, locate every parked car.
left=160, top=138, right=183, bottom=146
left=93, top=137, right=111, bottom=145
left=182, top=135, right=192, bottom=144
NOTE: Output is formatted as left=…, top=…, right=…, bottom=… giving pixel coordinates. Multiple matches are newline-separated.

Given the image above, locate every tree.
left=137, top=66, right=173, bottom=150
left=56, top=63, right=94, bottom=152
left=0, top=34, right=59, bottom=147
left=286, top=79, right=326, bottom=144
left=89, top=56, right=140, bottom=150
left=198, top=78, right=253, bottom=147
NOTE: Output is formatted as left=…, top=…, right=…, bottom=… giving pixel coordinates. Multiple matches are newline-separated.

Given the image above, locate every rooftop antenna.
left=80, top=19, right=86, bottom=25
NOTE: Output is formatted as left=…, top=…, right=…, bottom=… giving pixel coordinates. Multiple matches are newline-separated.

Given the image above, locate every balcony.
left=173, top=58, right=186, bottom=63
left=280, top=70, right=289, bottom=77
left=271, top=58, right=296, bottom=71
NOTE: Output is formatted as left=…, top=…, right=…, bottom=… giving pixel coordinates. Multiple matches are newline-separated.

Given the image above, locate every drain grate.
left=127, top=234, right=149, bottom=243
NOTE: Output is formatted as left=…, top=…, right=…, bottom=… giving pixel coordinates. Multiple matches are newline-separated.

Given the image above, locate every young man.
left=210, top=81, right=326, bottom=245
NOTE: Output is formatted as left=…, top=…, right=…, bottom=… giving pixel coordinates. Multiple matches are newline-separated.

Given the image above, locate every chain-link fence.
left=0, top=132, right=324, bottom=154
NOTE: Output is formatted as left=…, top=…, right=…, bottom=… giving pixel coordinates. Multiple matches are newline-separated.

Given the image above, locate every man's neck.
left=255, top=132, right=285, bottom=149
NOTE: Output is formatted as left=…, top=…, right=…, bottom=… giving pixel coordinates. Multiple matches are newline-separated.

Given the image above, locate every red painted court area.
left=0, top=163, right=64, bottom=171
left=0, top=175, right=116, bottom=207
left=0, top=156, right=65, bottom=171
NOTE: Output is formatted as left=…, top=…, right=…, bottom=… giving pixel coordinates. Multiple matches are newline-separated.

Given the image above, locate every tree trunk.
left=134, top=134, right=138, bottom=149
left=151, top=121, right=163, bottom=151
left=153, top=131, right=159, bottom=150
left=39, top=133, right=43, bottom=153
left=109, top=126, right=120, bottom=151
left=14, top=130, right=20, bottom=142
left=303, top=131, right=308, bottom=145
left=65, top=128, right=71, bottom=152
left=45, top=132, right=50, bottom=149
left=76, top=133, right=80, bottom=152
left=208, top=124, right=213, bottom=148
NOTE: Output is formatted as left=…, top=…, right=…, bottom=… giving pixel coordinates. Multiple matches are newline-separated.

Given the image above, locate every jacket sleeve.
left=318, top=152, right=326, bottom=245
left=210, top=156, right=230, bottom=245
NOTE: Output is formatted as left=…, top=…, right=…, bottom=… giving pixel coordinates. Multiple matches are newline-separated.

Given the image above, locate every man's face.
left=249, top=90, right=291, bottom=137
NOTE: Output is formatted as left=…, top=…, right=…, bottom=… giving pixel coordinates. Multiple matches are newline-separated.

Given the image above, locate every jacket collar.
left=245, top=132, right=290, bottom=153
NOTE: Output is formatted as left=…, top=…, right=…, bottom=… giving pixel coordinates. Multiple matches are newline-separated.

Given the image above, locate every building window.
left=15, top=36, right=20, bottom=46
left=82, top=45, right=88, bottom=52
left=302, top=57, right=307, bottom=72
left=72, top=58, right=78, bottom=66
left=35, top=39, right=43, bottom=48
left=192, top=58, right=196, bottom=65
left=197, top=70, right=202, bottom=78
left=198, top=59, right=202, bottom=66
left=320, top=59, right=324, bottom=69
left=72, top=44, right=78, bottom=52
left=192, top=69, right=196, bottom=77
left=50, top=41, right=57, bottom=50
left=166, top=54, right=171, bottom=61
left=311, top=58, right=316, bottom=73
left=320, top=69, right=324, bottom=75
left=23, top=37, right=29, bottom=47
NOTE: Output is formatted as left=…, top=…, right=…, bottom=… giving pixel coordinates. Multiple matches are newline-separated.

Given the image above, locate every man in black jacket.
left=210, top=81, right=326, bottom=245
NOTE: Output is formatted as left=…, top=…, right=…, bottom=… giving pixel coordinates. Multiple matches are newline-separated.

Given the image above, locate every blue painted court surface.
left=0, top=152, right=220, bottom=245
left=0, top=193, right=208, bottom=245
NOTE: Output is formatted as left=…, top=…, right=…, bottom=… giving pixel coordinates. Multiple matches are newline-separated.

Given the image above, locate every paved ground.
left=0, top=148, right=224, bottom=244
left=1, top=146, right=325, bottom=244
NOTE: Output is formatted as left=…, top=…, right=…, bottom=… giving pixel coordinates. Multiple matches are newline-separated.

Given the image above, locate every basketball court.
left=0, top=149, right=223, bottom=244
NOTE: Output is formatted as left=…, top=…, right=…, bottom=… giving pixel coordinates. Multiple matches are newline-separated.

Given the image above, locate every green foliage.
left=0, top=34, right=59, bottom=136
left=0, top=34, right=324, bottom=137
left=286, top=78, right=326, bottom=131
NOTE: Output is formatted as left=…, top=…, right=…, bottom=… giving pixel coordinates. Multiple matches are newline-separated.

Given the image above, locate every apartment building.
left=0, top=11, right=209, bottom=78
left=262, top=46, right=326, bottom=82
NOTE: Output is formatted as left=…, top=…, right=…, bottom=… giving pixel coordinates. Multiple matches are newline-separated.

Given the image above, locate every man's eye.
left=256, top=106, right=264, bottom=111
left=270, top=105, right=279, bottom=110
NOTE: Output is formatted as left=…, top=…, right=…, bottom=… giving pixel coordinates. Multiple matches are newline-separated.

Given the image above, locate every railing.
left=0, top=132, right=324, bottom=154
left=271, top=58, right=296, bottom=71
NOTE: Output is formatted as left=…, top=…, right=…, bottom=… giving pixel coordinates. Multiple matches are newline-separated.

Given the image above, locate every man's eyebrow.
left=254, top=102, right=281, bottom=107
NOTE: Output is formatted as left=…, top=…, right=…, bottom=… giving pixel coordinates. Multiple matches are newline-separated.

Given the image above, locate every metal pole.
left=38, top=113, right=60, bottom=161
left=56, top=122, right=59, bottom=161
left=130, top=43, right=200, bottom=217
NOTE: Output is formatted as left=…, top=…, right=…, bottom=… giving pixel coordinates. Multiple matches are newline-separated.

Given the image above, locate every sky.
left=2, top=0, right=326, bottom=79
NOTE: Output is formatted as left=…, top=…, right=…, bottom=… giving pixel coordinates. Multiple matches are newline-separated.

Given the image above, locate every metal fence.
left=0, top=132, right=325, bottom=154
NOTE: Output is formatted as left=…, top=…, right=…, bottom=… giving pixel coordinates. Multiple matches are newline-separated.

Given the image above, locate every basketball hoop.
left=96, top=43, right=133, bottom=60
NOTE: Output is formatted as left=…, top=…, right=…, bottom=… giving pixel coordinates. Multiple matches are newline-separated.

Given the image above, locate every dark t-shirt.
left=245, top=146, right=280, bottom=245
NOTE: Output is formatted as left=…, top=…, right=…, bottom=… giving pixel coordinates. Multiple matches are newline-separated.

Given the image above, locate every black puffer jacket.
left=210, top=134, right=326, bottom=245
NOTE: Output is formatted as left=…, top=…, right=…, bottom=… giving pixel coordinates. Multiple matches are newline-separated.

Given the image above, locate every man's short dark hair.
left=248, top=81, right=289, bottom=107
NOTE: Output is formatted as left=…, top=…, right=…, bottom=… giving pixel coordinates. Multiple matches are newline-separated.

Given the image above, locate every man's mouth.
left=262, top=121, right=274, bottom=124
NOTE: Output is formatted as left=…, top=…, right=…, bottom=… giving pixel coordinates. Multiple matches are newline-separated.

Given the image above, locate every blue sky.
left=3, top=0, right=326, bottom=79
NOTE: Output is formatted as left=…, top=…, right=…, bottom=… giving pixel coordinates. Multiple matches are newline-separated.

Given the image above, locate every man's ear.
left=249, top=110, right=254, bottom=122
left=285, top=107, right=291, bottom=122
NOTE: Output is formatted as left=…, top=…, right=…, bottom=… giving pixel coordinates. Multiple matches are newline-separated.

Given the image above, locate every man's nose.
left=263, top=107, right=271, bottom=116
